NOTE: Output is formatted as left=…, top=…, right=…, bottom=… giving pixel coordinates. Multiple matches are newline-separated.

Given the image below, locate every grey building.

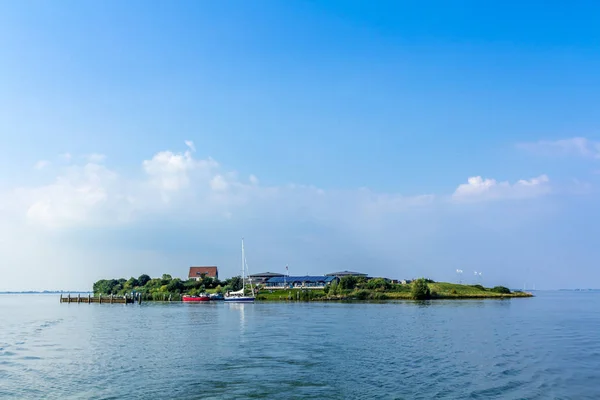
left=325, top=270, right=368, bottom=278
left=248, top=272, right=285, bottom=285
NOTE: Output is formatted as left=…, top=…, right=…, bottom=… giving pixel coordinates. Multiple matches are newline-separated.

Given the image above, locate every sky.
left=1, top=1, right=599, bottom=291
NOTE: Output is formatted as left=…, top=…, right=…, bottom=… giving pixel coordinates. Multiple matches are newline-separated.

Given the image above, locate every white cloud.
left=5, top=142, right=443, bottom=230
left=142, top=148, right=218, bottom=192
left=518, top=137, right=600, bottom=159
left=184, top=140, right=196, bottom=152
left=452, top=175, right=550, bottom=202
left=15, top=162, right=134, bottom=228
left=4, top=142, right=555, bottom=233
left=60, top=153, right=72, bottom=162
left=85, top=153, right=106, bottom=163
left=210, top=175, right=229, bottom=192
left=34, top=160, right=50, bottom=170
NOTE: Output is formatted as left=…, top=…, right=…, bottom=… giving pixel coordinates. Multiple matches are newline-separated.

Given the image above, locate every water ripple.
left=1, top=293, right=600, bottom=399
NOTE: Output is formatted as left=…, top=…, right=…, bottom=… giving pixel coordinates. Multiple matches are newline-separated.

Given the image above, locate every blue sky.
left=1, top=1, right=599, bottom=290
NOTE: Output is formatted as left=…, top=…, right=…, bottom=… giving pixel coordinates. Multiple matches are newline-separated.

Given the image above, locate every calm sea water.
left=1, top=292, right=599, bottom=399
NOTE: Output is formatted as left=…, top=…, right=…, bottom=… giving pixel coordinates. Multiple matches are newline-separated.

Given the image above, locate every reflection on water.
left=1, top=293, right=600, bottom=399
left=226, top=302, right=248, bottom=335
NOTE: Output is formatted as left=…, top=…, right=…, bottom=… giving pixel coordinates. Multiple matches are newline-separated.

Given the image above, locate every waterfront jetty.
left=60, top=293, right=140, bottom=304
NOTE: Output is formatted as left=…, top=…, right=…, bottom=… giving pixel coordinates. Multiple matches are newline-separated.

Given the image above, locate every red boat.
left=182, top=294, right=210, bottom=302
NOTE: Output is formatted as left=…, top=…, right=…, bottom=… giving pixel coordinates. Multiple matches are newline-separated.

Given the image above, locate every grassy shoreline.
left=255, top=282, right=533, bottom=301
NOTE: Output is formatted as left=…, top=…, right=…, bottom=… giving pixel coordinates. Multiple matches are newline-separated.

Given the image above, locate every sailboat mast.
left=241, top=238, right=245, bottom=293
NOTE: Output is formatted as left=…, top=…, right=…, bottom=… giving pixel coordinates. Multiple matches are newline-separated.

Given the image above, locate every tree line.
left=92, top=274, right=244, bottom=296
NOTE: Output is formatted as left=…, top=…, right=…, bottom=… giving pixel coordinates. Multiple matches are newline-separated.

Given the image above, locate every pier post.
left=60, top=294, right=62, bottom=303
left=169, top=294, right=172, bottom=302
left=110, top=294, right=113, bottom=304
left=88, top=294, right=91, bottom=303
left=77, top=294, right=81, bottom=303
left=99, top=294, right=102, bottom=304
left=138, top=293, right=142, bottom=305
left=68, top=293, right=71, bottom=303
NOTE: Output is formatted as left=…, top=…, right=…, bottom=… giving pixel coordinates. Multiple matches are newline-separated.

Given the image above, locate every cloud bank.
left=4, top=142, right=553, bottom=230
left=0, top=141, right=557, bottom=291
left=452, top=175, right=550, bottom=202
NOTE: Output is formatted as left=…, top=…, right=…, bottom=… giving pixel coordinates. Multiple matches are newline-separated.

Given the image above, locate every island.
left=90, top=274, right=532, bottom=301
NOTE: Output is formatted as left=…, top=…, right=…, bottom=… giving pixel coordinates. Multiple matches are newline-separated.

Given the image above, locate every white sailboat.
left=224, top=238, right=255, bottom=303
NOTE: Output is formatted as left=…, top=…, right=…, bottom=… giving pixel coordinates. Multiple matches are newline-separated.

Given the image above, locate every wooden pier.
left=60, top=293, right=140, bottom=304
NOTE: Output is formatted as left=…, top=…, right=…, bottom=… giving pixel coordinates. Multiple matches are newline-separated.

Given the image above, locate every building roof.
left=188, top=266, right=218, bottom=278
left=266, top=276, right=337, bottom=284
left=325, top=270, right=368, bottom=277
left=248, top=272, right=285, bottom=278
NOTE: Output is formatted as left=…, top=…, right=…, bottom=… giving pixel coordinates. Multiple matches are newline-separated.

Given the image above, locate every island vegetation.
left=92, top=274, right=532, bottom=301
left=255, top=277, right=531, bottom=301
left=92, top=274, right=243, bottom=301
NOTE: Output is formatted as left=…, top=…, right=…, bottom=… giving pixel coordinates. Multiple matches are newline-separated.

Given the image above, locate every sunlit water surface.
left=1, top=292, right=599, bottom=399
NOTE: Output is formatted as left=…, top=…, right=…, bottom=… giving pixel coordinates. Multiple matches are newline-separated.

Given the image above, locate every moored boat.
left=209, top=293, right=224, bottom=300
left=182, top=294, right=210, bottom=302
left=224, top=289, right=255, bottom=303
left=224, top=238, right=255, bottom=303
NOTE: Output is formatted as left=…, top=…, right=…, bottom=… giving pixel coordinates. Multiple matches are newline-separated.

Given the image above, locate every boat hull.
left=182, top=295, right=210, bottom=302
left=224, top=297, right=255, bottom=303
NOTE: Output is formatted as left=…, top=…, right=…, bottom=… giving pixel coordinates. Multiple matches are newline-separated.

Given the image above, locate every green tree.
left=124, top=277, right=139, bottom=290
left=329, top=281, right=339, bottom=296
left=356, top=276, right=368, bottom=288
left=227, top=276, right=243, bottom=291
left=214, top=285, right=223, bottom=294
left=138, top=274, right=151, bottom=286
left=167, top=278, right=184, bottom=293
left=184, top=279, right=201, bottom=291
left=339, top=276, right=358, bottom=290
left=491, top=286, right=511, bottom=294
left=366, top=278, right=392, bottom=291
left=93, top=279, right=122, bottom=295
left=201, top=277, right=215, bottom=289
left=411, top=278, right=431, bottom=300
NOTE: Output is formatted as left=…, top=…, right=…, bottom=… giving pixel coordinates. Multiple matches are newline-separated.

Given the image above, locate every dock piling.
left=60, top=294, right=134, bottom=304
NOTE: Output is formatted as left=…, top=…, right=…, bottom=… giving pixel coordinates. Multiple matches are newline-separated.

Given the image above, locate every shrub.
left=471, top=284, right=486, bottom=291
left=491, top=286, right=511, bottom=294
left=371, top=292, right=388, bottom=300
left=366, top=278, right=392, bottom=291
left=329, top=281, right=339, bottom=296
left=450, top=289, right=457, bottom=295
left=353, top=290, right=389, bottom=300
left=166, top=279, right=184, bottom=293
left=411, top=278, right=431, bottom=300
left=339, top=276, right=359, bottom=290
